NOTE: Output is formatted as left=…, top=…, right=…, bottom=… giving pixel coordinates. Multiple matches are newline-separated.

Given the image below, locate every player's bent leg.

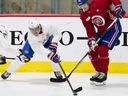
left=50, top=61, right=66, bottom=82
left=88, top=51, right=101, bottom=85
left=91, top=45, right=109, bottom=86
left=1, top=56, right=25, bottom=80
left=1, top=57, right=23, bottom=80
left=1, top=54, right=31, bottom=80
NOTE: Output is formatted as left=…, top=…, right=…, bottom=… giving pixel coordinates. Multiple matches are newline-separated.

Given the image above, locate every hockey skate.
left=1, top=71, right=11, bottom=80
left=90, top=71, right=101, bottom=85
left=50, top=71, right=66, bottom=82
left=93, top=72, right=107, bottom=86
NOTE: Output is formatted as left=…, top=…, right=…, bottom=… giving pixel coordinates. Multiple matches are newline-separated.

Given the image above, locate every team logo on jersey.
left=92, top=15, right=105, bottom=26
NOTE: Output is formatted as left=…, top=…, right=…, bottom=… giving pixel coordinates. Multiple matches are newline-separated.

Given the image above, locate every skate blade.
left=90, top=81, right=95, bottom=85
left=94, top=81, right=106, bottom=86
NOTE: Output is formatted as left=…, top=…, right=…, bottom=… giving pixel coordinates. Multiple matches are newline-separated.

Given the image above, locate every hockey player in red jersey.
left=76, top=0, right=126, bottom=86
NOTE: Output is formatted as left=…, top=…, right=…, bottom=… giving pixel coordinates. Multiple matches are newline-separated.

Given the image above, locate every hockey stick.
left=58, top=62, right=82, bottom=95
left=0, top=57, right=16, bottom=65
left=4, top=57, right=83, bottom=94
left=5, top=57, right=16, bottom=60
left=66, top=18, right=118, bottom=79
left=6, top=56, right=83, bottom=94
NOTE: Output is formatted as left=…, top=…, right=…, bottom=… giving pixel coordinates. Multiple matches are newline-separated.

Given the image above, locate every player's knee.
left=98, top=45, right=109, bottom=57
left=88, top=51, right=98, bottom=61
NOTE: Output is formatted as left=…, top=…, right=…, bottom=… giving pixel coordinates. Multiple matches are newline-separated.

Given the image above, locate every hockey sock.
left=50, top=61, right=61, bottom=72
left=89, top=51, right=101, bottom=72
left=98, top=45, right=109, bottom=73
left=99, top=57, right=109, bottom=73
left=7, top=57, right=24, bottom=73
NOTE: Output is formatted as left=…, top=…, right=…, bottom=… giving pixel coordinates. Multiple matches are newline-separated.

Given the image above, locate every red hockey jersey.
left=80, top=0, right=121, bottom=38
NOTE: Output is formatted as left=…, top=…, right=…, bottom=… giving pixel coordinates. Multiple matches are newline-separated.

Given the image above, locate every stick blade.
left=73, top=87, right=83, bottom=93
left=50, top=78, right=66, bottom=82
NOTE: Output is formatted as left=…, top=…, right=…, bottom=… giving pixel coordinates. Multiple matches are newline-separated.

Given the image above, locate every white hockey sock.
left=7, top=58, right=24, bottom=73
left=50, top=61, right=61, bottom=72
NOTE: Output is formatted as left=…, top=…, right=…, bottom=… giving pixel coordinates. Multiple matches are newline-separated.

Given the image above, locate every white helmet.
left=28, top=18, right=40, bottom=29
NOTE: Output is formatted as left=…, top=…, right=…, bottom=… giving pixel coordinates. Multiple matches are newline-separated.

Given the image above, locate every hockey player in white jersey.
left=1, top=18, right=65, bottom=82
left=0, top=25, right=8, bottom=64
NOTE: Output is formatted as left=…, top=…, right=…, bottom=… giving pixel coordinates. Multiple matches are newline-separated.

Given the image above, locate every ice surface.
left=0, top=73, right=128, bottom=96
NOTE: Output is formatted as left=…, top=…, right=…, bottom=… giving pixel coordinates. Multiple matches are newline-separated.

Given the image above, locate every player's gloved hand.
left=17, top=49, right=31, bottom=63
left=88, top=38, right=98, bottom=51
left=0, top=55, right=6, bottom=65
left=112, top=3, right=126, bottom=18
left=17, top=55, right=31, bottom=63
left=49, top=42, right=58, bottom=52
left=48, top=51, right=60, bottom=63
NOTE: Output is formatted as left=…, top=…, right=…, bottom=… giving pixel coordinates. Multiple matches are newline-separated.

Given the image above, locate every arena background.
left=0, top=0, right=128, bottom=73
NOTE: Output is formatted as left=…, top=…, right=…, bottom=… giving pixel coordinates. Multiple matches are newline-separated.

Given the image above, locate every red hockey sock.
left=99, top=57, right=109, bottom=73
left=91, top=59, right=101, bottom=72
left=88, top=51, right=101, bottom=72
left=98, top=45, right=109, bottom=73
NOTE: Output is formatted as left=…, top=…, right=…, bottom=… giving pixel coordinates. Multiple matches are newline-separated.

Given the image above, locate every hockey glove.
left=88, top=38, right=98, bottom=51
left=112, top=3, right=126, bottom=18
left=49, top=42, right=58, bottom=52
left=17, top=49, right=31, bottom=63
left=0, top=55, right=6, bottom=65
left=48, top=51, right=60, bottom=63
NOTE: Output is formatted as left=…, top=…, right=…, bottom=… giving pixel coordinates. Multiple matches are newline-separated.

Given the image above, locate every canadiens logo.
left=92, top=15, right=105, bottom=26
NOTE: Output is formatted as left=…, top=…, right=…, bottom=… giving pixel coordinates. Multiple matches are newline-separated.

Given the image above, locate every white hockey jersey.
left=27, top=23, right=61, bottom=54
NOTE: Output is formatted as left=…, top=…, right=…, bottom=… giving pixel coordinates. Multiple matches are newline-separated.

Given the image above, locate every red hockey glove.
left=49, top=42, right=58, bottom=52
left=112, top=3, right=126, bottom=18
left=88, top=38, right=98, bottom=51
left=48, top=51, right=60, bottom=63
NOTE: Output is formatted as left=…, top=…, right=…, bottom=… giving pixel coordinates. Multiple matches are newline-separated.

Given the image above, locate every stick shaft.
left=58, top=62, right=76, bottom=94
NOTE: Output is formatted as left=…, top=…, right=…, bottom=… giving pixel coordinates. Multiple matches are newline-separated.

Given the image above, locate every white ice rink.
left=0, top=73, right=128, bottom=96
